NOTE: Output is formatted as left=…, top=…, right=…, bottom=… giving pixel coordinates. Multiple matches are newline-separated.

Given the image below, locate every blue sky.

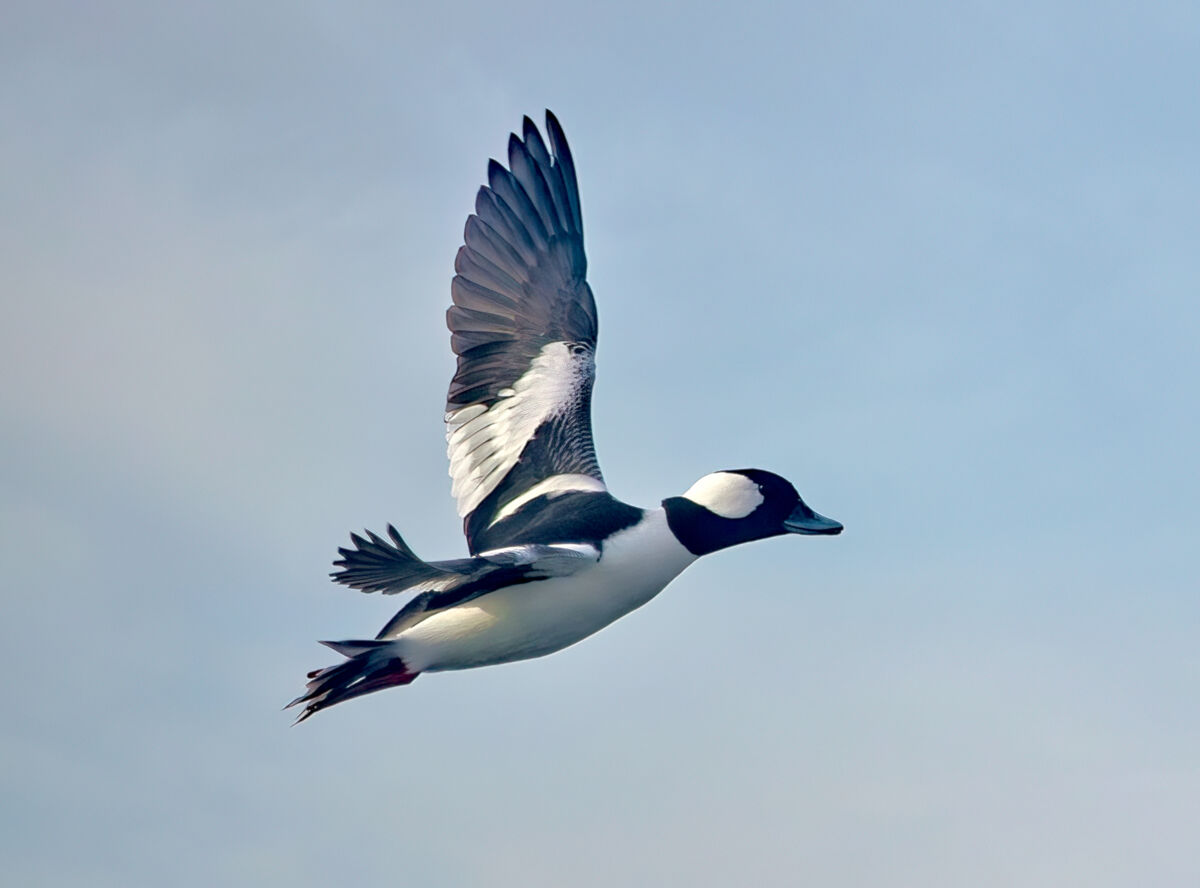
left=3, top=2, right=1198, bottom=885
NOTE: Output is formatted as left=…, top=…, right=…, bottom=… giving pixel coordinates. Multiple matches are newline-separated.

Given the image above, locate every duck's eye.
left=569, top=343, right=588, bottom=356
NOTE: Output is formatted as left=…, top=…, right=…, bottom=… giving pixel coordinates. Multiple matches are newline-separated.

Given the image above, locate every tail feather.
left=287, top=640, right=419, bottom=724
left=318, top=638, right=390, bottom=658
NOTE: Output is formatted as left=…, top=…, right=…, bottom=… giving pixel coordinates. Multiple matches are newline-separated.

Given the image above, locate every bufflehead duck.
left=289, top=112, right=841, bottom=722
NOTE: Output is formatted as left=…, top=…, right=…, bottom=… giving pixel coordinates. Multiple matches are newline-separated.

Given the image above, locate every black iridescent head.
left=662, top=468, right=842, bottom=557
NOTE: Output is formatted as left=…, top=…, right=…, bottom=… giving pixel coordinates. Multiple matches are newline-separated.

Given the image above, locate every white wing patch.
left=446, top=342, right=593, bottom=518
left=489, top=473, right=608, bottom=527
left=477, top=542, right=601, bottom=576
left=682, top=472, right=764, bottom=519
left=409, top=574, right=475, bottom=594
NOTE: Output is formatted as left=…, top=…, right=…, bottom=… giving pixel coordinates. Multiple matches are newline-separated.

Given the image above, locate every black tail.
left=286, top=640, right=419, bottom=724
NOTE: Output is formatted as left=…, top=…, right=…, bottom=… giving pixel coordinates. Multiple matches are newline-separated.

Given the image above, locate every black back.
left=472, top=491, right=644, bottom=553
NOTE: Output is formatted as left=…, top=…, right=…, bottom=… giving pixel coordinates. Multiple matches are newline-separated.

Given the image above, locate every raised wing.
left=446, top=111, right=606, bottom=553
left=331, top=524, right=599, bottom=636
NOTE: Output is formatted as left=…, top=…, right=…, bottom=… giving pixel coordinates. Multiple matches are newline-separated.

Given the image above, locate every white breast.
left=397, top=509, right=697, bottom=672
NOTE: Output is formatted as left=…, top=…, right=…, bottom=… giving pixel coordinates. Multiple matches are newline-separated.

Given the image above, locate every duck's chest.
left=409, top=510, right=697, bottom=669
left=532, top=516, right=697, bottom=628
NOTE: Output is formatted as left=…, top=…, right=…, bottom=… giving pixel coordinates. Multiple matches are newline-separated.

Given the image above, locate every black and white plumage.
left=444, top=113, right=602, bottom=553
left=289, top=112, right=842, bottom=723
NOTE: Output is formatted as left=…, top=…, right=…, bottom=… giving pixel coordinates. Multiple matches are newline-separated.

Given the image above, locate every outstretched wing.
left=446, top=111, right=607, bottom=553
left=331, top=524, right=599, bottom=635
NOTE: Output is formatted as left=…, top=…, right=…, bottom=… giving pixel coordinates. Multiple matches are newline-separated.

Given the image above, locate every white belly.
left=396, top=510, right=696, bottom=672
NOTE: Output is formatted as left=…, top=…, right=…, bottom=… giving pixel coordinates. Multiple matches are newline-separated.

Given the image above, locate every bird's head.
left=663, top=468, right=842, bottom=556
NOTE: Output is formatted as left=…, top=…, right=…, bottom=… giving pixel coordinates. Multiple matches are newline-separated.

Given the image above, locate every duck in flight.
left=288, top=111, right=842, bottom=723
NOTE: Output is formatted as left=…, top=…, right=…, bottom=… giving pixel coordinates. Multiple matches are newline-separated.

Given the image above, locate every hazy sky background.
left=3, top=2, right=1198, bottom=885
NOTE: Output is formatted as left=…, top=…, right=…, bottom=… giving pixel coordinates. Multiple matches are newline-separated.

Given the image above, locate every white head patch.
left=681, top=472, right=764, bottom=519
